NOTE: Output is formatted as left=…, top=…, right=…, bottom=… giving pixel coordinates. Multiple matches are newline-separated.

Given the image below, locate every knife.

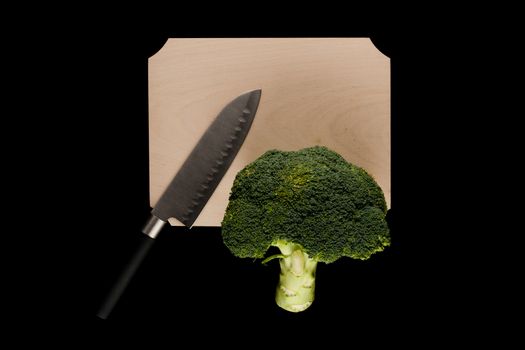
left=97, top=89, right=262, bottom=319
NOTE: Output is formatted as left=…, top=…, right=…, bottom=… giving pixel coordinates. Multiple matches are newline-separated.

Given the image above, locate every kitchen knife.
left=97, top=89, right=262, bottom=319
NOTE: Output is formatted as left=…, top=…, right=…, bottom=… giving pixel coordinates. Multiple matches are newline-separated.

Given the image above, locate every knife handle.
left=97, top=215, right=165, bottom=320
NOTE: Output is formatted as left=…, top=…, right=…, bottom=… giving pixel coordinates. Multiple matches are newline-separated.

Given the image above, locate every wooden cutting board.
left=148, top=38, right=390, bottom=227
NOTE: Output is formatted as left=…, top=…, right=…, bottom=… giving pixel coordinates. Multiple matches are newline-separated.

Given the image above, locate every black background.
left=5, top=8, right=514, bottom=342
left=33, top=23, right=469, bottom=337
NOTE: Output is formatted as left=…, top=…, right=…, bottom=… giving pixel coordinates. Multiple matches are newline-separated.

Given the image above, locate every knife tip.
left=250, top=89, right=262, bottom=100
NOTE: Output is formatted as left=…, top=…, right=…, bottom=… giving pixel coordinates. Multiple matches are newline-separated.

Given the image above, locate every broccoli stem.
left=273, top=241, right=318, bottom=312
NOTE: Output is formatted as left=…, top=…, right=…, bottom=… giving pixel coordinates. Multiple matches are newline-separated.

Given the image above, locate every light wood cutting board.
left=148, top=38, right=390, bottom=227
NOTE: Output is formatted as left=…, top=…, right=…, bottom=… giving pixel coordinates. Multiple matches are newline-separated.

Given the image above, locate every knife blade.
left=98, top=89, right=262, bottom=319
left=151, top=89, right=261, bottom=228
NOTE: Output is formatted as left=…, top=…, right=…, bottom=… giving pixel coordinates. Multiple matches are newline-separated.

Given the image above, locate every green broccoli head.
left=222, top=146, right=389, bottom=262
left=221, top=146, right=390, bottom=312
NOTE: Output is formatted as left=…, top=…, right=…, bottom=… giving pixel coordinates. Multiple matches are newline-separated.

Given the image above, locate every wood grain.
left=148, top=38, right=390, bottom=227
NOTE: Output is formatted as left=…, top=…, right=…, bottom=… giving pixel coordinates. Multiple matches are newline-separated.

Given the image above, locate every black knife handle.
left=97, top=215, right=166, bottom=319
left=97, top=233, right=156, bottom=319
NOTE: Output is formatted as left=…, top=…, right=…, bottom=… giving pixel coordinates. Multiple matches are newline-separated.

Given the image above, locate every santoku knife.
left=98, top=89, right=262, bottom=319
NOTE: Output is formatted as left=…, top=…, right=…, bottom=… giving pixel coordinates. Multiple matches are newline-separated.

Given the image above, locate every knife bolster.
left=142, top=215, right=166, bottom=239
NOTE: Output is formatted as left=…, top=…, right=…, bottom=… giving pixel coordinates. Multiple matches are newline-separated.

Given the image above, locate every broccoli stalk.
left=221, top=146, right=390, bottom=312
left=272, top=240, right=318, bottom=312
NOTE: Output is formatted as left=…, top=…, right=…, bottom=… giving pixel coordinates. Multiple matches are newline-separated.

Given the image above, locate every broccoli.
left=221, top=146, right=390, bottom=312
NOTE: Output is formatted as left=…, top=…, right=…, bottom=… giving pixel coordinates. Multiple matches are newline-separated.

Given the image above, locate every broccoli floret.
left=221, top=146, right=390, bottom=312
